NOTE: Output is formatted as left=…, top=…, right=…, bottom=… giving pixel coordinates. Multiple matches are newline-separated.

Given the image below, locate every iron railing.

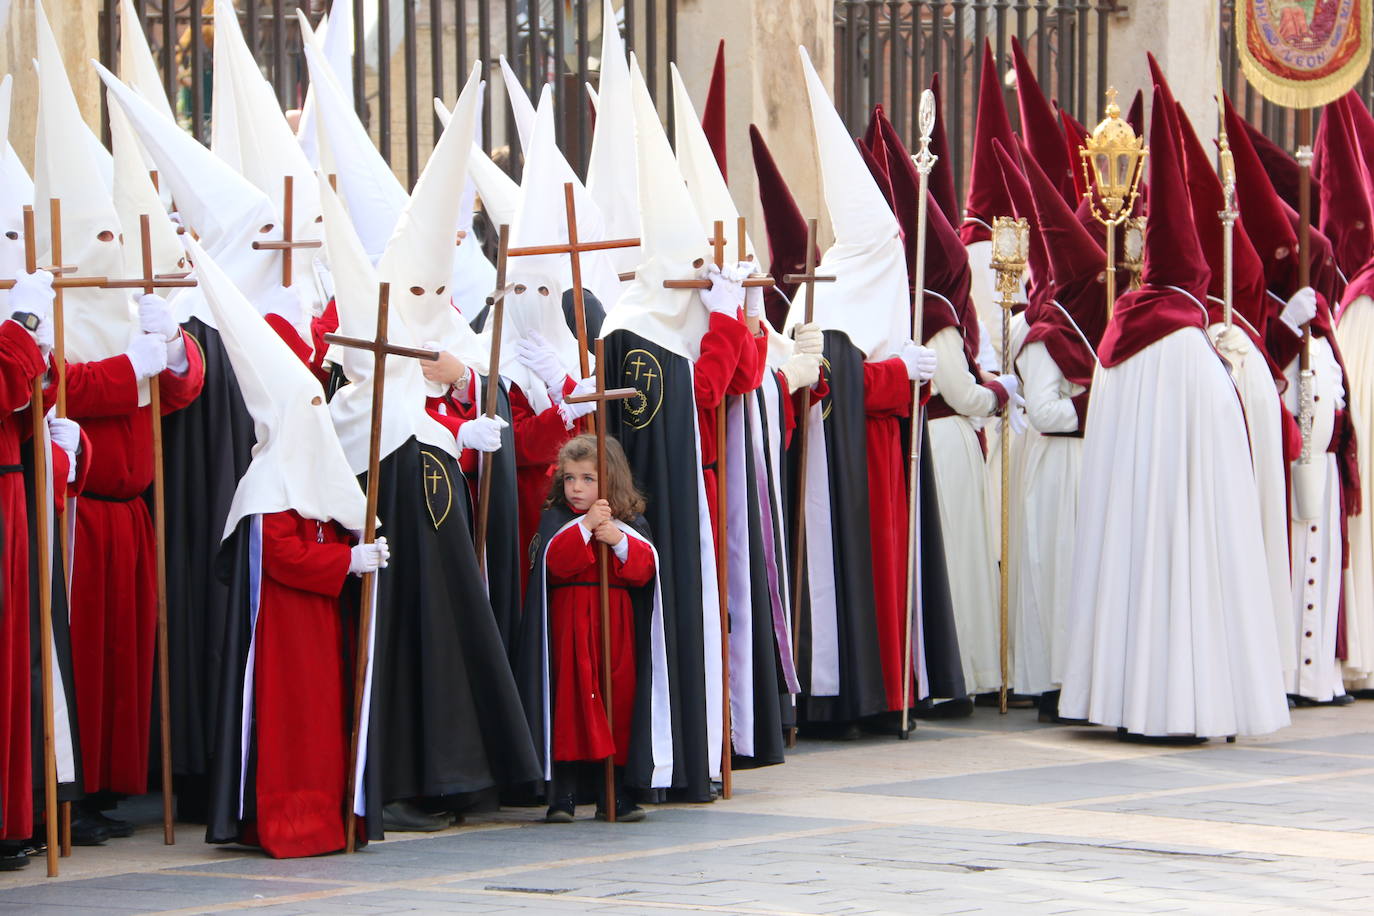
left=99, top=1, right=678, bottom=188
left=833, top=1, right=1122, bottom=207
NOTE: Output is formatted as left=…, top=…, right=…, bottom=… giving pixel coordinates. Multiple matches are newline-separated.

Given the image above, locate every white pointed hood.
left=186, top=235, right=367, bottom=539
left=0, top=75, right=33, bottom=306
left=95, top=61, right=301, bottom=329
left=33, top=0, right=135, bottom=365
left=297, top=0, right=355, bottom=168
left=430, top=87, right=499, bottom=319
left=110, top=103, right=185, bottom=281
left=600, top=58, right=708, bottom=361
left=299, top=11, right=406, bottom=263
left=382, top=62, right=488, bottom=385
left=118, top=0, right=175, bottom=208
left=499, top=55, right=537, bottom=156
left=669, top=64, right=754, bottom=260
left=789, top=46, right=908, bottom=360
left=585, top=0, right=641, bottom=273
left=320, top=174, right=458, bottom=472
left=493, top=86, right=611, bottom=409
left=211, top=0, right=324, bottom=309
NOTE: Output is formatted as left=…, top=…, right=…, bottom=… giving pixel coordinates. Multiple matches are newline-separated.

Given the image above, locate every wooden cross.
left=474, top=224, right=516, bottom=573
left=507, top=182, right=639, bottom=383
left=323, top=284, right=439, bottom=853
left=562, top=337, right=638, bottom=822
left=661, top=218, right=775, bottom=294
left=249, top=175, right=324, bottom=288
left=781, top=219, right=832, bottom=748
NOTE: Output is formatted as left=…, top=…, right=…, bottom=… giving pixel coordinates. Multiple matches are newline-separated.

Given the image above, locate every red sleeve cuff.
left=985, top=380, right=1010, bottom=409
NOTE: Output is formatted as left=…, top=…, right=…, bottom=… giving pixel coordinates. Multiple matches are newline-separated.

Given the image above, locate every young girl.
left=517, top=434, right=671, bottom=823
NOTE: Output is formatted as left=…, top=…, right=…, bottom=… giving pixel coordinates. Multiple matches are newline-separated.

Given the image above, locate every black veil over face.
left=561, top=288, right=605, bottom=342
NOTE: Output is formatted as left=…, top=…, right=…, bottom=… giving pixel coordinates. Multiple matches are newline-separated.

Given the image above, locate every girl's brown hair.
left=545, top=433, right=647, bottom=521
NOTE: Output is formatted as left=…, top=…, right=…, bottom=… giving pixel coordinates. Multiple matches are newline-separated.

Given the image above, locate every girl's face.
left=561, top=459, right=598, bottom=512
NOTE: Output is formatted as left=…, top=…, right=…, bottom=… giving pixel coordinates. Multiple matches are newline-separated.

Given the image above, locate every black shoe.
left=1328, top=694, right=1356, bottom=706
left=915, top=697, right=975, bottom=720
left=85, top=808, right=134, bottom=838
left=543, top=796, right=575, bottom=824
left=596, top=797, right=646, bottom=823
left=0, top=847, right=29, bottom=871
left=382, top=801, right=451, bottom=833
left=69, top=808, right=112, bottom=846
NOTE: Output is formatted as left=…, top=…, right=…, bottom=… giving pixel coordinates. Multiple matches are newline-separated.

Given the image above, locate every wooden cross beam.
left=323, top=284, right=439, bottom=854
left=474, top=224, right=515, bottom=573
left=249, top=175, right=324, bottom=288
left=507, top=182, right=639, bottom=382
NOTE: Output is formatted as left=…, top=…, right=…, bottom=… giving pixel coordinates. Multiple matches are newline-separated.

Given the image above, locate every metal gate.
left=99, top=0, right=678, bottom=187
left=833, top=2, right=1121, bottom=206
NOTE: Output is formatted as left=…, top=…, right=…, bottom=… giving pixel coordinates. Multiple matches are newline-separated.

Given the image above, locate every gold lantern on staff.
left=1080, top=88, right=1148, bottom=318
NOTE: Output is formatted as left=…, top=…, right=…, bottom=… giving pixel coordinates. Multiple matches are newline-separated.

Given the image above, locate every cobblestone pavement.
left=6, top=704, right=1374, bottom=913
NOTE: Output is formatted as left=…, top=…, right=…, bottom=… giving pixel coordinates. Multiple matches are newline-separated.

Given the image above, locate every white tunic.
left=927, top=325, right=1002, bottom=694
left=1209, top=323, right=1296, bottom=686
left=1011, top=341, right=1085, bottom=694
left=1335, top=295, right=1374, bottom=690
left=1060, top=326, right=1290, bottom=737
left=1282, top=333, right=1347, bottom=702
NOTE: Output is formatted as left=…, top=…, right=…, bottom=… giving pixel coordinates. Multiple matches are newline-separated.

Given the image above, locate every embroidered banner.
left=1237, top=0, right=1373, bottom=108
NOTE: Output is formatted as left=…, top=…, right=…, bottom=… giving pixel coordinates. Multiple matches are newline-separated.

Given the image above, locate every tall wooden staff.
left=900, top=91, right=937, bottom=740
left=97, top=214, right=198, bottom=843
left=473, top=225, right=514, bottom=572
left=779, top=221, right=833, bottom=746
left=323, top=285, right=440, bottom=852
left=505, top=182, right=637, bottom=819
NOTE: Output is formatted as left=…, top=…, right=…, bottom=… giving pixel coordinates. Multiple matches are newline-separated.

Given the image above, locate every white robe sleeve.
left=929, top=325, right=999, bottom=418
left=1017, top=342, right=1082, bottom=434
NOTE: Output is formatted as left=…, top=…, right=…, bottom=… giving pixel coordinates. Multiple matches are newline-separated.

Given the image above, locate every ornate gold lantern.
left=1080, top=88, right=1148, bottom=319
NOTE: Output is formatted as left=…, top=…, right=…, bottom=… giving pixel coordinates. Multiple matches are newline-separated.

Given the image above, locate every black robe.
left=514, top=505, right=665, bottom=791
left=23, top=444, right=83, bottom=804
left=725, top=384, right=787, bottom=768
left=796, top=333, right=888, bottom=723
left=476, top=378, right=522, bottom=652
left=361, top=437, right=540, bottom=838
left=602, top=329, right=714, bottom=802
left=159, top=320, right=256, bottom=804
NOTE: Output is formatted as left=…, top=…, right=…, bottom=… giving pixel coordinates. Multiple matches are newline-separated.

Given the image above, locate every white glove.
left=699, top=262, right=745, bottom=316
left=33, top=315, right=54, bottom=355
left=126, top=333, right=168, bottom=379
left=1281, top=287, right=1318, bottom=333
left=741, top=262, right=763, bottom=318
left=138, top=293, right=179, bottom=341
left=45, top=409, right=80, bottom=482
left=779, top=353, right=821, bottom=392
left=349, top=536, right=390, bottom=575
left=900, top=342, right=937, bottom=382
left=515, top=332, right=568, bottom=392
left=1212, top=324, right=1252, bottom=357
left=792, top=322, right=824, bottom=357
left=977, top=319, right=999, bottom=373
left=994, top=373, right=1020, bottom=402
left=1008, top=402, right=1029, bottom=436
left=457, top=414, right=507, bottom=453
left=557, top=376, right=598, bottom=427
left=10, top=269, right=55, bottom=319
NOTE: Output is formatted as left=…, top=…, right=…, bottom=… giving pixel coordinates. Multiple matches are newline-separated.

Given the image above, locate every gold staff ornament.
left=989, top=215, right=1029, bottom=716
left=1080, top=88, right=1148, bottom=320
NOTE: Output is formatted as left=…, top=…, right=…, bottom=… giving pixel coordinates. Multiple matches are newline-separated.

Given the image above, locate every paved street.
left=6, top=704, right=1374, bottom=914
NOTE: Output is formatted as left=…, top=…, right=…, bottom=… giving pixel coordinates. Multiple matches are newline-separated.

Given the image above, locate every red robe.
left=246, top=510, right=352, bottom=859
left=511, top=379, right=577, bottom=573
left=861, top=358, right=917, bottom=711
left=0, top=321, right=47, bottom=840
left=56, top=334, right=205, bottom=795
left=545, top=521, right=655, bottom=764
left=694, top=312, right=760, bottom=541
